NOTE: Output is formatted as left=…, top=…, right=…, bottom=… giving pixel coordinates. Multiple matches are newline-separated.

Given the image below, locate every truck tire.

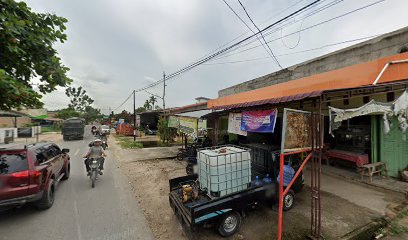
left=61, top=163, right=70, bottom=180
left=217, top=211, right=241, bottom=237
left=36, top=179, right=55, bottom=210
left=283, top=189, right=295, bottom=211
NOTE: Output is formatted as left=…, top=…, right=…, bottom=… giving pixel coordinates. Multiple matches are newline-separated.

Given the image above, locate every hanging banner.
left=241, top=109, right=278, bottom=133
left=198, top=119, right=207, bottom=137
left=168, top=116, right=180, bottom=128
left=179, top=116, right=198, bottom=138
left=281, top=108, right=312, bottom=152
left=228, top=113, right=247, bottom=136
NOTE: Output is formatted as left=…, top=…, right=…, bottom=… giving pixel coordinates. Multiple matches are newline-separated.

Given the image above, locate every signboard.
left=198, top=119, right=207, bottom=137
left=228, top=113, right=247, bottom=136
left=281, top=108, right=312, bottom=152
left=179, top=116, right=198, bottom=137
left=168, top=116, right=180, bottom=128
left=136, top=115, right=141, bottom=127
left=241, top=109, right=278, bottom=133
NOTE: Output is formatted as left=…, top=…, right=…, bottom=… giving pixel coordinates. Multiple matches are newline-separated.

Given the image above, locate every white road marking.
left=73, top=201, right=83, bottom=240
left=74, top=149, right=80, bottom=156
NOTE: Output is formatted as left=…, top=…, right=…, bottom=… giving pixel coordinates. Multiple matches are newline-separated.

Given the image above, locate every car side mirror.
left=62, top=148, right=70, bottom=154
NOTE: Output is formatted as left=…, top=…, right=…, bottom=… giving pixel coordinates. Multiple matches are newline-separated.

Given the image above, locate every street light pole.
left=163, top=71, right=166, bottom=112
left=133, top=90, right=136, bottom=142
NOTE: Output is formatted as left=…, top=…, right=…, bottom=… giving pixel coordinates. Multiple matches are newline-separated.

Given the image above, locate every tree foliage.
left=82, top=106, right=102, bottom=124
left=55, top=108, right=80, bottom=120
left=0, top=0, right=71, bottom=110
left=157, top=116, right=177, bottom=144
left=143, top=100, right=151, bottom=110
left=65, top=86, right=94, bottom=112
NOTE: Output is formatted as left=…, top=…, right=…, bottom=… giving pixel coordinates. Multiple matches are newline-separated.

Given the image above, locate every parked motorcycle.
left=88, top=157, right=103, bottom=188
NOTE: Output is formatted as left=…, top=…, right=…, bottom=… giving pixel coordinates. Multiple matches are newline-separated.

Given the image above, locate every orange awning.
left=208, top=52, right=408, bottom=109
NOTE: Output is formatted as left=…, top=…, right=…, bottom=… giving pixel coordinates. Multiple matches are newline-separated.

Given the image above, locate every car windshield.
left=0, top=152, right=28, bottom=174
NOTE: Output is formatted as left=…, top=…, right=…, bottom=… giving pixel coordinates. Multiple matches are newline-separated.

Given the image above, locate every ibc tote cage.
left=197, top=145, right=252, bottom=199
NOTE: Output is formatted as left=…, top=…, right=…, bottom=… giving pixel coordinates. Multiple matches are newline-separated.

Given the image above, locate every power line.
left=220, top=0, right=279, bottom=66
left=202, top=34, right=382, bottom=65
left=212, top=0, right=384, bottom=61
left=237, top=0, right=282, bottom=68
left=113, top=91, right=134, bottom=111
left=133, top=0, right=322, bottom=93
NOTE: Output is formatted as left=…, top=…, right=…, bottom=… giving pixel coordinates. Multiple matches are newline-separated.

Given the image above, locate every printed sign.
left=179, top=116, right=198, bottom=138
left=228, top=113, right=247, bottom=136
left=136, top=115, right=141, bottom=127
left=168, top=116, right=179, bottom=128
left=241, top=109, right=278, bottom=133
left=281, top=108, right=312, bottom=152
left=198, top=119, right=207, bottom=137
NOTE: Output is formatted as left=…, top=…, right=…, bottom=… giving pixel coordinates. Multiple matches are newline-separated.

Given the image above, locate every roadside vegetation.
left=115, top=135, right=143, bottom=149
left=41, top=125, right=61, bottom=133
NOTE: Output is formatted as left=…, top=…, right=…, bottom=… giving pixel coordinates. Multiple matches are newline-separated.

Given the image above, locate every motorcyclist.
left=83, top=139, right=107, bottom=175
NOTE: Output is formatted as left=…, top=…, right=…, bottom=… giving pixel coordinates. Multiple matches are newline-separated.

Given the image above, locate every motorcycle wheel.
left=91, top=171, right=97, bottom=188
left=176, top=152, right=184, bottom=161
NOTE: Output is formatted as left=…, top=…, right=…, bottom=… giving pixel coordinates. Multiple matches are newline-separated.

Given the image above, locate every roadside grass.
left=41, top=125, right=61, bottom=133
left=389, top=207, right=408, bottom=235
left=115, top=135, right=143, bottom=149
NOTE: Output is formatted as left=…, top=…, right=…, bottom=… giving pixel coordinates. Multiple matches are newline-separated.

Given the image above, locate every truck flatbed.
left=169, top=174, right=286, bottom=238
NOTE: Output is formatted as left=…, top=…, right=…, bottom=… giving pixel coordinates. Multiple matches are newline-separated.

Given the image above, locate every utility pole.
left=133, top=90, right=136, bottom=142
left=163, top=71, right=166, bottom=112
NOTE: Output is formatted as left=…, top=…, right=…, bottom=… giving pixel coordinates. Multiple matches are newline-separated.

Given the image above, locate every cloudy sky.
left=24, top=0, right=408, bottom=114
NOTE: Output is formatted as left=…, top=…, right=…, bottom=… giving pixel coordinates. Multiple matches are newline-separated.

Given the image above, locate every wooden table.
left=358, top=162, right=388, bottom=183
left=325, top=149, right=369, bottom=167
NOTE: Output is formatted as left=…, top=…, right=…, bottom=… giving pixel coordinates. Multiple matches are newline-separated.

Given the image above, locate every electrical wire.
left=133, top=0, right=322, bottom=93
left=237, top=0, right=282, bottom=68
left=113, top=91, right=133, bottom=111
left=221, top=0, right=280, bottom=65
left=212, top=0, right=384, bottom=60
left=202, top=34, right=382, bottom=65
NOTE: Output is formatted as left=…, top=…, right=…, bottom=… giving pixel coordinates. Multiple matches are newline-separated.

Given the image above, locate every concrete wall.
left=0, top=117, right=32, bottom=128
left=219, top=27, right=408, bottom=97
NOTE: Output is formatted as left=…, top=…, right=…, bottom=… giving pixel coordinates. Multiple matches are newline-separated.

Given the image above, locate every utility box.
left=198, top=145, right=251, bottom=198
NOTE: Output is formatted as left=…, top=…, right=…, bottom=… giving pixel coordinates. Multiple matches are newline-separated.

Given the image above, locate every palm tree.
left=143, top=100, right=151, bottom=110
left=149, top=96, right=157, bottom=110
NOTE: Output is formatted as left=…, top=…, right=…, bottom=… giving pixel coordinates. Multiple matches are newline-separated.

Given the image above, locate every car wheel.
left=283, top=189, right=295, bottom=211
left=62, top=163, right=70, bottom=180
left=217, top=211, right=241, bottom=237
left=36, top=179, right=55, bottom=210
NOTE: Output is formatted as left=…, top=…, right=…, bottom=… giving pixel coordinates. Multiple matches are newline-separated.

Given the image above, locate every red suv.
left=0, top=142, right=70, bottom=210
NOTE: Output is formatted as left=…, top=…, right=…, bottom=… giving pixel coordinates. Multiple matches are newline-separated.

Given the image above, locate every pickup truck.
left=169, top=147, right=304, bottom=238
left=0, top=142, right=70, bottom=210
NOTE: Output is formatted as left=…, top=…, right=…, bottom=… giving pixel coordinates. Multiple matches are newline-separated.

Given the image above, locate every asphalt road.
left=0, top=127, right=154, bottom=240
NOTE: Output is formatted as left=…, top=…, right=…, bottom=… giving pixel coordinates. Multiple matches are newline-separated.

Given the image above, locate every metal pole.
left=277, top=153, right=285, bottom=240
left=133, top=90, right=136, bottom=142
left=163, top=71, right=166, bottom=111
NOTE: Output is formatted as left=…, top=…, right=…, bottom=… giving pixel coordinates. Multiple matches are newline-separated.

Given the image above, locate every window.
left=386, top=92, right=395, bottom=102
left=0, top=152, right=28, bottom=174
left=363, top=96, right=370, bottom=104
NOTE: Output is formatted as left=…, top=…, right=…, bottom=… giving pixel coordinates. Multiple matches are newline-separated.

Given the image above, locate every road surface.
left=0, top=128, right=154, bottom=240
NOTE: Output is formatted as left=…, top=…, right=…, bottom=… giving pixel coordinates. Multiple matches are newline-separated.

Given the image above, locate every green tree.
left=65, top=86, right=94, bottom=112
left=82, top=106, right=102, bottom=124
left=0, top=0, right=71, bottom=110
left=149, top=96, right=157, bottom=110
left=143, top=100, right=151, bottom=110
left=55, top=108, right=80, bottom=119
left=135, top=107, right=146, bottom=113
left=157, top=116, right=177, bottom=144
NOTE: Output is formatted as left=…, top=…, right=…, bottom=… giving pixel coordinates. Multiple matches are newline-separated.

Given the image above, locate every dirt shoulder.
left=110, top=139, right=386, bottom=240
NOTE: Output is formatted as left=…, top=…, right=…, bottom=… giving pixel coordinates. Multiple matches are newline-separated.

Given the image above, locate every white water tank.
left=198, top=146, right=251, bottom=198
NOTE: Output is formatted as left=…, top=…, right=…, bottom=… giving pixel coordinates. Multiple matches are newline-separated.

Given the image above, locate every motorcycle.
left=88, top=157, right=103, bottom=188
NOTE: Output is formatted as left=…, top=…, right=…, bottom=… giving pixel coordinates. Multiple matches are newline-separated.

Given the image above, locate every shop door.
left=380, top=117, right=408, bottom=177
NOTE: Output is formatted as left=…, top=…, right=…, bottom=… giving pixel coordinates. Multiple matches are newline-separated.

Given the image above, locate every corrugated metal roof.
left=208, top=53, right=408, bottom=110
left=212, top=91, right=322, bottom=110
